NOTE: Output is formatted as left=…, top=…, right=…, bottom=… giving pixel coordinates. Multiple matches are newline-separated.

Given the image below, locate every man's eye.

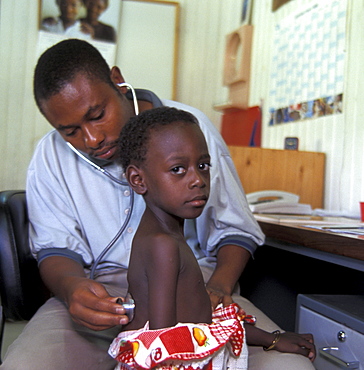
left=64, top=128, right=78, bottom=137
left=90, top=109, right=105, bottom=121
left=171, top=166, right=186, bottom=175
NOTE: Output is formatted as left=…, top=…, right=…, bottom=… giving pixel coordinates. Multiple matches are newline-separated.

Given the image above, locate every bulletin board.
left=268, top=0, right=346, bottom=126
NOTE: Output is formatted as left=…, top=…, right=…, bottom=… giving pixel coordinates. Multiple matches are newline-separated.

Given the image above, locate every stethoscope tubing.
left=65, top=82, right=139, bottom=279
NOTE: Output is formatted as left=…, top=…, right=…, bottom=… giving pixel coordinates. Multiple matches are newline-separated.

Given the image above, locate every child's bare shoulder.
left=150, top=232, right=180, bottom=251
left=140, top=232, right=181, bottom=263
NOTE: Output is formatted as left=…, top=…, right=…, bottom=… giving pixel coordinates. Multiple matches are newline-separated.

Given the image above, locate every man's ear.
left=110, top=66, right=128, bottom=94
left=126, top=165, right=147, bottom=195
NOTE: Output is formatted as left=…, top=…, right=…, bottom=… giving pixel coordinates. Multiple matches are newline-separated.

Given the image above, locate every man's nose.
left=83, top=125, right=104, bottom=149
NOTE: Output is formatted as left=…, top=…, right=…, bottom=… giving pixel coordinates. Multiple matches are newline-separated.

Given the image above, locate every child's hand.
left=274, top=332, right=316, bottom=361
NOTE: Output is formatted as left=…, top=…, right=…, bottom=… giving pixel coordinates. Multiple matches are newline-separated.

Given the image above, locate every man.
left=1, top=39, right=314, bottom=369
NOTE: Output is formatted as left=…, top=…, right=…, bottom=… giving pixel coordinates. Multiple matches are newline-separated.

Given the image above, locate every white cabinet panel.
left=296, top=295, right=364, bottom=370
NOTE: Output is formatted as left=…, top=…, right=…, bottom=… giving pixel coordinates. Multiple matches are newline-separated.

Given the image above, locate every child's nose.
left=189, top=170, right=206, bottom=188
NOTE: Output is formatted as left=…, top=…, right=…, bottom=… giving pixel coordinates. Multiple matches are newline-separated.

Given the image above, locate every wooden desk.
left=256, top=215, right=364, bottom=272
left=228, top=146, right=325, bottom=209
left=239, top=215, right=364, bottom=331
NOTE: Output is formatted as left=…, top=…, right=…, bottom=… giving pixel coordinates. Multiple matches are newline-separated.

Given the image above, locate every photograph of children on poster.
left=37, top=0, right=121, bottom=65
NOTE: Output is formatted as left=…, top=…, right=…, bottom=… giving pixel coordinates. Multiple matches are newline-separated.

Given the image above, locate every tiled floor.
left=1, top=321, right=27, bottom=361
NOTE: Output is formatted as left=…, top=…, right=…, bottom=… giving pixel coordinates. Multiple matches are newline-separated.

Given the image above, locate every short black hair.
left=118, top=107, right=199, bottom=170
left=33, top=39, right=115, bottom=113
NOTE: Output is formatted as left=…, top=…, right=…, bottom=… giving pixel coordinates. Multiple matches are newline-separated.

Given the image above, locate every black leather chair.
left=0, top=190, right=49, bottom=363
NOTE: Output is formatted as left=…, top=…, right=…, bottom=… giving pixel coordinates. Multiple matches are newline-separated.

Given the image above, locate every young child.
left=41, top=0, right=92, bottom=38
left=81, top=0, right=116, bottom=42
left=109, top=107, right=316, bottom=369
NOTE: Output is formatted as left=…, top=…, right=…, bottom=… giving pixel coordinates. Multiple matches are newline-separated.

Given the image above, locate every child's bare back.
left=124, top=209, right=212, bottom=331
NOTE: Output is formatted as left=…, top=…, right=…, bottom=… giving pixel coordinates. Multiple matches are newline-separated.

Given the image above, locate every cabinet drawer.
left=298, top=302, right=364, bottom=369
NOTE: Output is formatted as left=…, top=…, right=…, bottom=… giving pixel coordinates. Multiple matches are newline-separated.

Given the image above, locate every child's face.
left=84, top=0, right=107, bottom=22
left=142, top=122, right=211, bottom=220
left=58, top=0, right=81, bottom=21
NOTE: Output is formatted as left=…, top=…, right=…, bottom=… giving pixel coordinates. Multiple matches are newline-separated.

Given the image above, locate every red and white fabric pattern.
left=109, top=303, right=250, bottom=370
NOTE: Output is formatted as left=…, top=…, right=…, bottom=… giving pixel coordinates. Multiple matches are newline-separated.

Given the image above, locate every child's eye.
left=199, top=163, right=212, bottom=171
left=171, top=166, right=186, bottom=175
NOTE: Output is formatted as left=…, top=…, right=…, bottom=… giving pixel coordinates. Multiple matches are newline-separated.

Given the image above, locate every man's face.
left=41, top=73, right=134, bottom=161
left=141, top=123, right=211, bottom=220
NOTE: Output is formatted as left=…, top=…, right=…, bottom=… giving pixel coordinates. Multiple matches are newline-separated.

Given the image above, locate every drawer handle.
left=319, top=347, right=359, bottom=369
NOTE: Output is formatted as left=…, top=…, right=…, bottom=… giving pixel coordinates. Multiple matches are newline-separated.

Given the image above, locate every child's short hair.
left=118, top=107, right=199, bottom=170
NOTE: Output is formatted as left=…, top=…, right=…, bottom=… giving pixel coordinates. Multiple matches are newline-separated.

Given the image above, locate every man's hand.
left=206, top=245, right=251, bottom=310
left=205, top=284, right=233, bottom=309
left=64, top=276, right=129, bottom=330
left=39, top=256, right=129, bottom=331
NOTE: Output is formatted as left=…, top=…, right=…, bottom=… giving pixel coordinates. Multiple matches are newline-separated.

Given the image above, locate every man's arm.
left=205, top=244, right=250, bottom=309
left=39, top=256, right=128, bottom=330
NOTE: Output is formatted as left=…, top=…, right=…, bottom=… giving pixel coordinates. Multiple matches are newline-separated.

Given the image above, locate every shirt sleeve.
left=26, top=132, right=91, bottom=266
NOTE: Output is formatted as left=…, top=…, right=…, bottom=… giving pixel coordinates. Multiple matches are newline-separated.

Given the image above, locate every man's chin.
left=93, top=145, right=119, bottom=162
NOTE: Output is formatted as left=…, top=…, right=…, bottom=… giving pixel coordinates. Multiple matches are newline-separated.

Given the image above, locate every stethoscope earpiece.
left=117, top=82, right=129, bottom=88
left=116, top=82, right=139, bottom=115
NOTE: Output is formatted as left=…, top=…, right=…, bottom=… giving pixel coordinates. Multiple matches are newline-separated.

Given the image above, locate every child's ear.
left=125, top=165, right=147, bottom=195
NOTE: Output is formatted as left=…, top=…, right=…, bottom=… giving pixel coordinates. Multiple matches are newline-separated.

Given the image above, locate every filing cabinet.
left=296, top=294, right=364, bottom=369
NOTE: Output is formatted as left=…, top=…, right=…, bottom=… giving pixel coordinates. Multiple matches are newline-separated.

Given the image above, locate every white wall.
left=250, top=0, right=364, bottom=216
left=1, top=0, right=363, bottom=216
left=0, top=0, right=49, bottom=190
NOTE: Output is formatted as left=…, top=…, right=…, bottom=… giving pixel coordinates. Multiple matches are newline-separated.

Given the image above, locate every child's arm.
left=245, top=324, right=316, bottom=361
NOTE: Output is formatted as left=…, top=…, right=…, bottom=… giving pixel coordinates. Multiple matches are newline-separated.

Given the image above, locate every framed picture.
left=37, top=0, right=122, bottom=65
left=39, top=0, right=121, bottom=43
left=37, top=0, right=180, bottom=100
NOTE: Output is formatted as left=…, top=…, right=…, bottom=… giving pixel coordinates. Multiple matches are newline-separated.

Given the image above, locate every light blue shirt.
left=27, top=90, right=264, bottom=273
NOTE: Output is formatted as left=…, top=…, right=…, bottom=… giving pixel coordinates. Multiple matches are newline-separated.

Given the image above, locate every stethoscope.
left=66, top=82, right=139, bottom=280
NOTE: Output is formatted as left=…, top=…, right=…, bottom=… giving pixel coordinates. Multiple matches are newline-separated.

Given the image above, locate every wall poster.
left=36, top=0, right=180, bottom=100
left=37, top=0, right=122, bottom=66
left=268, top=0, right=346, bottom=126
